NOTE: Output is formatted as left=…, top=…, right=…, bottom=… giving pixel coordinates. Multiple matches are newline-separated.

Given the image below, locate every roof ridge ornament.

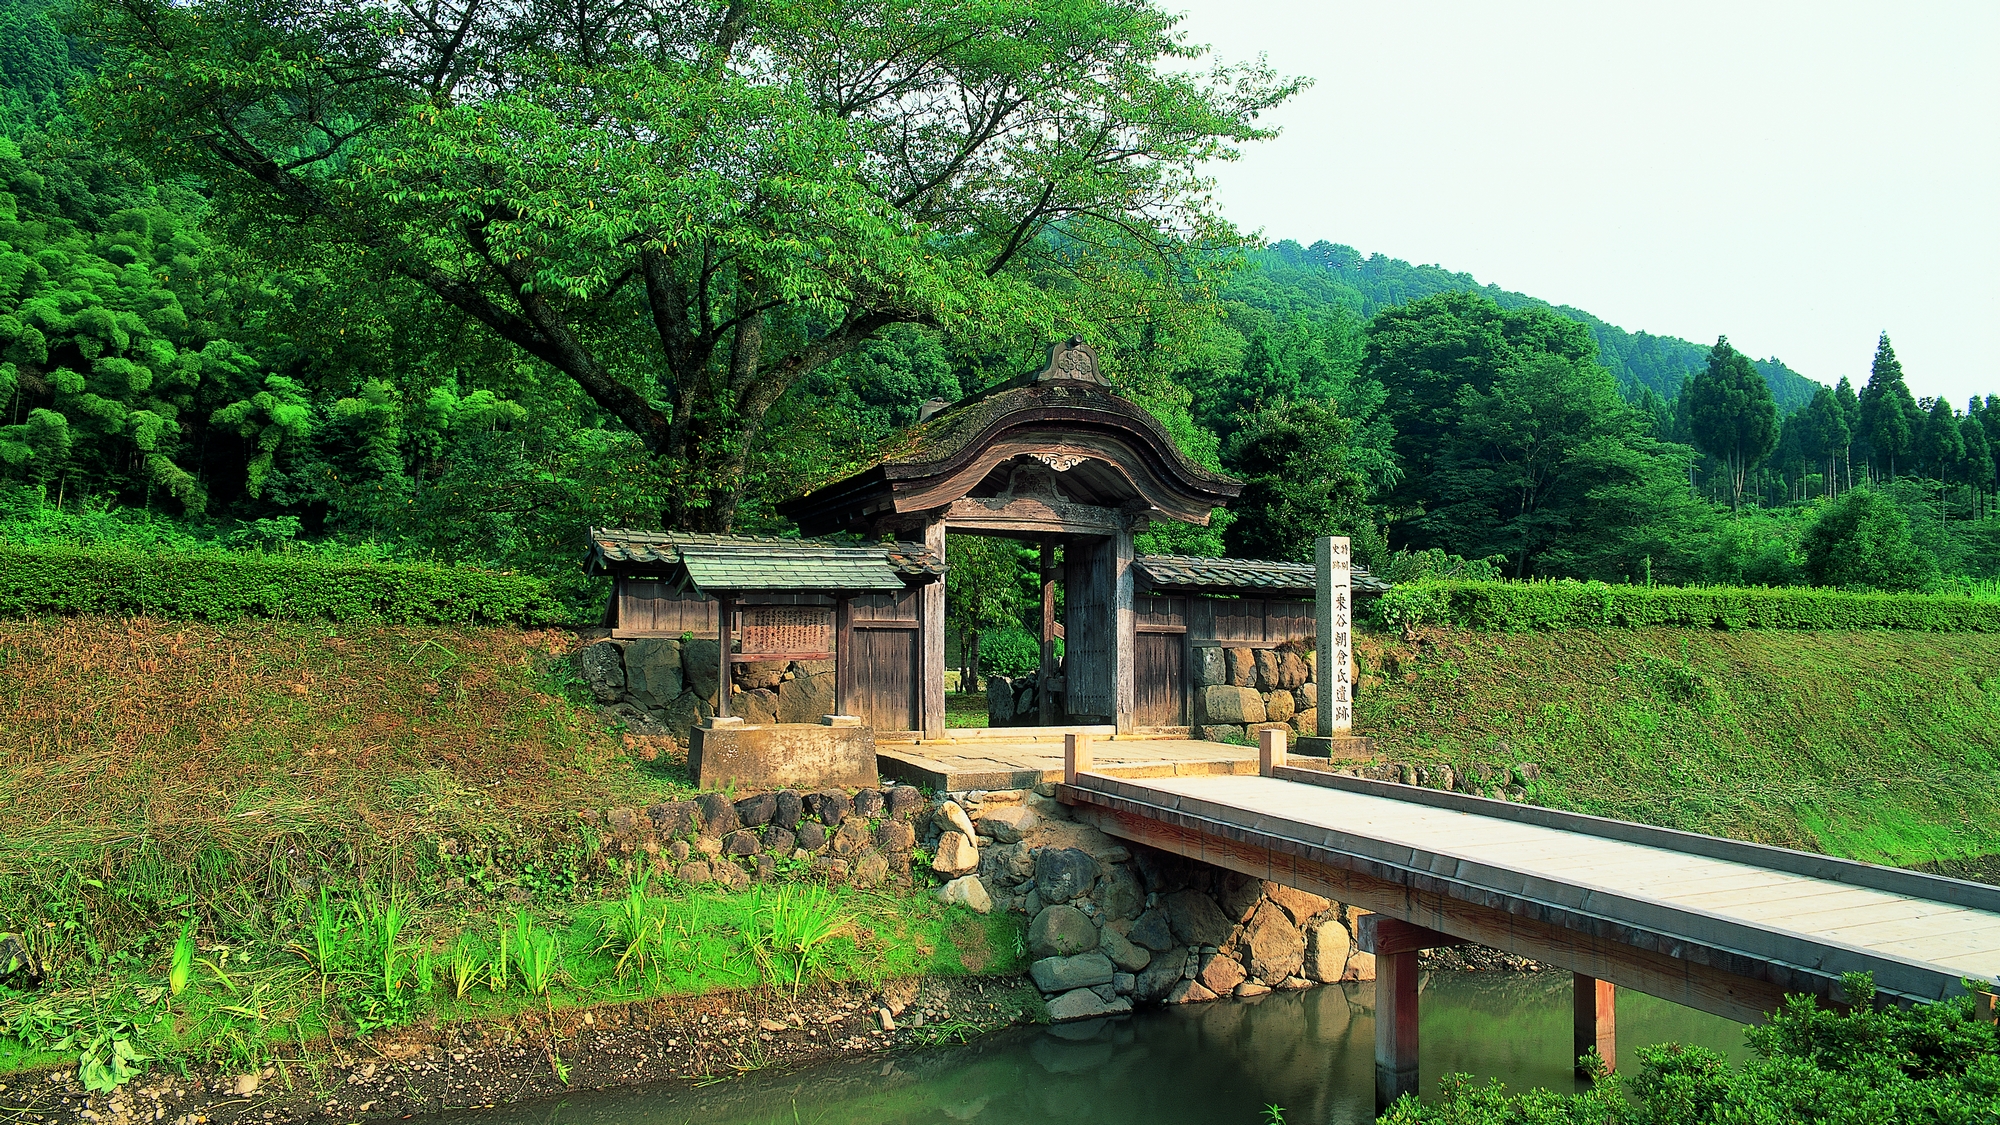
left=1035, top=337, right=1107, bottom=385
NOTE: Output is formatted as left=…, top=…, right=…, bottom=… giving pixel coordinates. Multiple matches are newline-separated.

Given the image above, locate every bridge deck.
left=1063, top=768, right=2000, bottom=1012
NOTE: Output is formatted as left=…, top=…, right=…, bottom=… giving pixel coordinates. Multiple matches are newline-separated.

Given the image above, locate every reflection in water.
left=457, top=973, right=1749, bottom=1125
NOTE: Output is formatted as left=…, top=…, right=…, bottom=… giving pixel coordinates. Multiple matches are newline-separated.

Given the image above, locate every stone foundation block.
left=688, top=723, right=878, bottom=790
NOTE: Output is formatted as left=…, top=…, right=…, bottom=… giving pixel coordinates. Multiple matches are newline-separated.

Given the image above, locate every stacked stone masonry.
left=576, top=637, right=836, bottom=744
left=584, top=783, right=928, bottom=890
left=1192, top=642, right=1317, bottom=743
left=929, top=783, right=1381, bottom=1022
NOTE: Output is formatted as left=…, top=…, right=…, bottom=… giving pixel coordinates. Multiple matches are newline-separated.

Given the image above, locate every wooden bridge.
left=1056, top=732, right=2000, bottom=1107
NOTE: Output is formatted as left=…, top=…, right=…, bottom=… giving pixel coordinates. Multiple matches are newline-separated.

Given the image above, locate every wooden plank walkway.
left=1062, top=766, right=2000, bottom=1015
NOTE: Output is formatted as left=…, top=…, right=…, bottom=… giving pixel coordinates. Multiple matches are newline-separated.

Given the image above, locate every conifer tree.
left=1959, top=404, right=1992, bottom=519
left=1687, top=336, right=1779, bottom=509
left=1833, top=376, right=1861, bottom=491
left=1858, top=333, right=1920, bottom=480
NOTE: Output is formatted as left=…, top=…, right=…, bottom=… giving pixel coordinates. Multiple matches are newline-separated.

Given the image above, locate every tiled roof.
left=1133, top=554, right=1390, bottom=596
left=586, top=528, right=942, bottom=592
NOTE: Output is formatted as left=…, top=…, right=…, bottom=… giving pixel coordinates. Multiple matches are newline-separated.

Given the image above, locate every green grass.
left=1357, top=627, right=2000, bottom=864
left=945, top=691, right=990, bottom=728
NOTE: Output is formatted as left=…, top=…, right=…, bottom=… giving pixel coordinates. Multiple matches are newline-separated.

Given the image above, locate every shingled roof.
left=585, top=528, right=943, bottom=593
left=1133, top=554, right=1390, bottom=597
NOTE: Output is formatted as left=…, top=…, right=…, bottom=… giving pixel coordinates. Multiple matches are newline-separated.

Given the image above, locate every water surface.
left=459, top=972, right=1748, bottom=1125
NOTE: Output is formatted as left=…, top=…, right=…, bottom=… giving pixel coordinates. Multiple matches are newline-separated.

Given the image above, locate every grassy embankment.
left=1355, top=626, right=2000, bottom=867
left=0, top=618, right=1021, bottom=1089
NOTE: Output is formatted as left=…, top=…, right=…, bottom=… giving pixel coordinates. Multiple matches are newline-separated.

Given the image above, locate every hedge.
left=0, top=543, right=565, bottom=625
left=1380, top=579, right=2000, bottom=633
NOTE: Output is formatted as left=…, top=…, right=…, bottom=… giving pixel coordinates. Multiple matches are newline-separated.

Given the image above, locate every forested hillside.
left=1240, top=240, right=1822, bottom=410
left=1, top=0, right=1998, bottom=649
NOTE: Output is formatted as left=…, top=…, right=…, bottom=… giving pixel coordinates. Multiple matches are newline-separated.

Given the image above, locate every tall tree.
left=1221, top=399, right=1373, bottom=564
left=1801, top=386, right=1849, bottom=499
left=77, top=0, right=1299, bottom=530
left=1832, top=375, right=1861, bottom=491
left=1959, top=404, right=1992, bottom=519
left=1685, top=336, right=1779, bottom=509
left=1857, top=333, right=1919, bottom=480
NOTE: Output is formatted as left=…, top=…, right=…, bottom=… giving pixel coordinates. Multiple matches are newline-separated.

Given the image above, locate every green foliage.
left=0, top=542, right=561, bottom=623
left=1223, top=399, right=1376, bottom=563
left=1858, top=333, right=1922, bottom=480
left=978, top=625, right=1043, bottom=678
left=1399, top=579, right=2000, bottom=632
left=1799, top=489, right=1938, bottom=592
left=1686, top=337, right=1779, bottom=509
left=1380, top=977, right=2000, bottom=1125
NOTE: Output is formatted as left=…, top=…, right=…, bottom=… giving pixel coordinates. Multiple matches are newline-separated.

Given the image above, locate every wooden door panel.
left=848, top=627, right=917, bottom=732
left=1135, top=631, right=1185, bottom=727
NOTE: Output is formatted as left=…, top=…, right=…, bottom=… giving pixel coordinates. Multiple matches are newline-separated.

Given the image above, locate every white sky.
left=1171, top=0, right=2000, bottom=404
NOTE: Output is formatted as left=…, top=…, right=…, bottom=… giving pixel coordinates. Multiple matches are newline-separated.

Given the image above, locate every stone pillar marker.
left=1316, top=534, right=1352, bottom=736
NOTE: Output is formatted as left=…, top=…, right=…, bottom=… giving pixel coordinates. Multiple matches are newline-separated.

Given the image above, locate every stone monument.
left=1296, top=534, right=1376, bottom=758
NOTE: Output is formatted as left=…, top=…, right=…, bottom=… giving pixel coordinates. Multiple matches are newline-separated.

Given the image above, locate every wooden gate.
left=1063, top=536, right=1115, bottom=722
left=1134, top=630, right=1185, bottom=727
left=839, top=589, right=920, bottom=737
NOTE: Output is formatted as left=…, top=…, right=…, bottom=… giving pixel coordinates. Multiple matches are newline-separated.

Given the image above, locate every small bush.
left=0, top=543, right=562, bottom=625
left=978, top=625, right=1043, bottom=677
left=1397, top=579, right=2000, bottom=632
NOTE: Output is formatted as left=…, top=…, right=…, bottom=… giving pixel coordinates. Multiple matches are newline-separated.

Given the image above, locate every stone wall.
left=923, top=783, right=1378, bottom=1022
left=983, top=671, right=1059, bottom=726
left=585, top=783, right=928, bottom=890
left=1192, top=643, right=1317, bottom=743
left=576, top=638, right=837, bottom=744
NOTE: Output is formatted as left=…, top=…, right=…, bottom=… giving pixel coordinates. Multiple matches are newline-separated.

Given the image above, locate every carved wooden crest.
left=1035, top=338, right=1108, bottom=385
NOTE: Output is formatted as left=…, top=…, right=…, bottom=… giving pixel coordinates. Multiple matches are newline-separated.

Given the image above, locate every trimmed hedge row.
left=1383, top=579, right=2000, bottom=632
left=0, top=543, right=564, bottom=625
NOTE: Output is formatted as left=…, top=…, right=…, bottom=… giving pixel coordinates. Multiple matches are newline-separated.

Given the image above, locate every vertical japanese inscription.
left=1315, top=536, right=1354, bottom=735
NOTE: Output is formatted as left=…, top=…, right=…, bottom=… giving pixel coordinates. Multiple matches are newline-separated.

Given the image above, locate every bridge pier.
left=1359, top=915, right=1466, bottom=1109
left=1574, top=974, right=1616, bottom=1076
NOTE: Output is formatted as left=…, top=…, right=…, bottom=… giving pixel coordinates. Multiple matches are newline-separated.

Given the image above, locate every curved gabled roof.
left=780, top=342, right=1241, bottom=536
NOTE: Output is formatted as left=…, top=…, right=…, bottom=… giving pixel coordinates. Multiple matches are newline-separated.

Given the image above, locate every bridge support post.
left=1574, top=975, right=1616, bottom=1077
left=1376, top=946, right=1420, bottom=1109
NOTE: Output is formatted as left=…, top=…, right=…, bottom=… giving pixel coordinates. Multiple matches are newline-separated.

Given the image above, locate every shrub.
left=0, top=543, right=561, bottom=625
left=1397, top=579, right=2000, bottom=632
left=978, top=625, right=1043, bottom=677
left=1801, top=489, right=1938, bottom=591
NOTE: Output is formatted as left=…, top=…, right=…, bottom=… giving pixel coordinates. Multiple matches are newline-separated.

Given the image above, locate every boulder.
left=1028, top=905, right=1100, bottom=958
left=675, top=861, right=713, bottom=885
left=1198, top=724, right=1244, bottom=743
left=1264, top=689, right=1295, bottom=724
left=1198, top=954, right=1247, bottom=994
left=975, top=805, right=1039, bottom=843
left=1264, top=882, right=1331, bottom=925
left=852, top=788, right=885, bottom=818
left=1200, top=685, right=1266, bottom=725
left=1279, top=650, right=1310, bottom=690
left=1304, top=919, right=1352, bottom=983
left=1217, top=871, right=1263, bottom=922
left=622, top=638, right=684, bottom=708
left=763, top=828, right=797, bottom=855
left=1098, top=864, right=1145, bottom=920
left=646, top=800, right=697, bottom=837
left=980, top=841, right=1034, bottom=885
left=711, top=860, right=749, bottom=890
left=1164, top=889, right=1234, bottom=947
left=1097, top=927, right=1152, bottom=973
left=1241, top=900, right=1305, bottom=983
left=874, top=820, right=916, bottom=852
left=1046, top=988, right=1118, bottom=1023
left=777, top=671, right=837, bottom=724
left=772, top=790, right=804, bottom=830
left=722, top=829, right=761, bottom=856
left=660, top=691, right=712, bottom=744
left=1292, top=708, right=1317, bottom=734
left=986, top=676, right=1016, bottom=725
left=807, top=789, right=852, bottom=826
left=1030, top=952, right=1116, bottom=992
left=1034, top=848, right=1099, bottom=903
left=1166, top=979, right=1219, bottom=1005
left=1343, top=950, right=1377, bottom=982
left=851, top=849, right=890, bottom=887
left=576, top=640, right=626, bottom=703
left=1193, top=646, right=1228, bottom=687
left=831, top=817, right=871, bottom=857
left=1134, top=948, right=1188, bottom=1001
left=884, top=785, right=924, bottom=817
left=1225, top=647, right=1257, bottom=687
left=737, top=689, right=780, bottom=725
left=695, top=793, right=740, bottom=836
left=796, top=822, right=828, bottom=852
left=734, top=793, right=776, bottom=828
left=931, top=831, right=980, bottom=876
left=736, top=660, right=786, bottom=691
left=937, top=801, right=978, bottom=841
left=682, top=639, right=722, bottom=703
left=1235, top=981, right=1271, bottom=998
left=936, top=874, right=992, bottom=913
left=1297, top=680, right=1318, bottom=709
left=1128, top=907, right=1177, bottom=952
left=1254, top=649, right=1282, bottom=691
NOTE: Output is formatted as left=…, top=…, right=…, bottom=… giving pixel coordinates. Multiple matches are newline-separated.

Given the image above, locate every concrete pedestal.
left=1294, top=735, right=1379, bottom=760
left=688, top=723, right=879, bottom=790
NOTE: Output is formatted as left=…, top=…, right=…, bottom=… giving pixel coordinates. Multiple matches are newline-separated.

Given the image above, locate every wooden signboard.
left=734, top=605, right=835, bottom=662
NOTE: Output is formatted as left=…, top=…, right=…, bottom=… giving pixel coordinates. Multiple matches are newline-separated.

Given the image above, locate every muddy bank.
left=7, top=977, right=1040, bottom=1125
